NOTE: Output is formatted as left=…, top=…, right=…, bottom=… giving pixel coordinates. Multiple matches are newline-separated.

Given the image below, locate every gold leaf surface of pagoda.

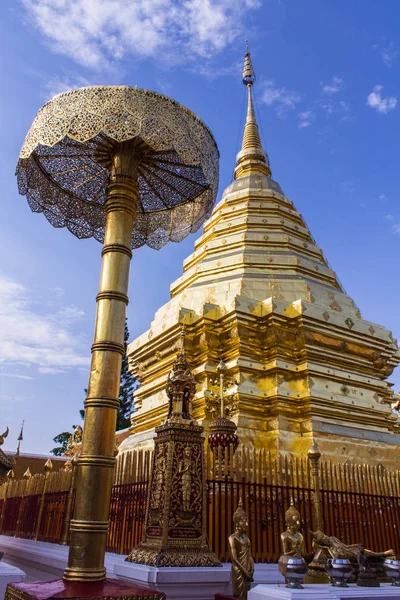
left=121, top=48, right=400, bottom=468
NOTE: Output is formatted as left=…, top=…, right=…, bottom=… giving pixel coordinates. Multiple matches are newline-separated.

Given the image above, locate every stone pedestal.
left=114, top=561, right=231, bottom=600
left=248, top=583, right=400, bottom=600
left=0, top=562, right=25, bottom=599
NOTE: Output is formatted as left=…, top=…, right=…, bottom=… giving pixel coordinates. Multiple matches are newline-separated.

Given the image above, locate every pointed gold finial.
left=23, top=467, right=32, bottom=480
left=7, top=469, right=14, bottom=481
left=16, top=421, right=24, bottom=458
left=44, top=459, right=53, bottom=474
left=308, top=439, right=321, bottom=461
left=234, top=42, right=271, bottom=180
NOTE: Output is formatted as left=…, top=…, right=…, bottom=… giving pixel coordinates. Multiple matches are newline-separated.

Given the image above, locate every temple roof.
left=0, top=448, right=14, bottom=470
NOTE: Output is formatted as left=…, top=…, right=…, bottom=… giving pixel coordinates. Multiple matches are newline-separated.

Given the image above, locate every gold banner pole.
left=33, top=459, right=52, bottom=541
left=60, top=456, right=78, bottom=546
left=308, top=440, right=322, bottom=531
left=14, top=468, right=32, bottom=538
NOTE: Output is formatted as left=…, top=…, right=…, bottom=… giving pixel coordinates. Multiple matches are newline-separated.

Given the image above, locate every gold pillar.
left=33, top=459, right=52, bottom=541
left=308, top=441, right=322, bottom=531
left=64, top=144, right=138, bottom=582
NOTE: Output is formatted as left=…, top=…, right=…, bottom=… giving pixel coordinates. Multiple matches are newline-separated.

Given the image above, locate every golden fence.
left=1, top=446, right=400, bottom=561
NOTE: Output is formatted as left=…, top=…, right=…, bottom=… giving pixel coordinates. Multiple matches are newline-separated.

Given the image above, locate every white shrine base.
left=249, top=583, right=400, bottom=600
left=0, top=536, right=121, bottom=581
left=114, top=561, right=231, bottom=600
left=0, top=562, right=26, bottom=598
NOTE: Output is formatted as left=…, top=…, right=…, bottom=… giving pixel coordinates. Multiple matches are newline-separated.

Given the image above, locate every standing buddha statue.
left=229, top=499, right=254, bottom=600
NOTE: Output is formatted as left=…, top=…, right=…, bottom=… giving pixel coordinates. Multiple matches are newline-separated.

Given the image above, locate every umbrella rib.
left=72, top=170, right=102, bottom=191
left=138, top=168, right=171, bottom=210
left=142, top=166, right=193, bottom=201
left=151, top=156, right=203, bottom=171
left=46, top=165, right=90, bottom=177
left=32, top=153, right=107, bottom=207
left=149, top=162, right=207, bottom=187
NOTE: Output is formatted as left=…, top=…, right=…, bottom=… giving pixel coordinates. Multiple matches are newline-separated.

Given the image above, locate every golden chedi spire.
left=234, top=42, right=271, bottom=180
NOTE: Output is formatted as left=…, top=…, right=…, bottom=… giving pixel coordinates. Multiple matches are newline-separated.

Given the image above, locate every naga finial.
left=0, top=427, right=9, bottom=447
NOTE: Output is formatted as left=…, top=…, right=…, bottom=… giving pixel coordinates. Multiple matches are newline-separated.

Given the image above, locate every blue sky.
left=1, top=0, right=400, bottom=454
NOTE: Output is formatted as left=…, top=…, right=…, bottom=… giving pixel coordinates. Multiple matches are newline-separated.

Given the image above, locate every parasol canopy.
left=16, top=86, right=219, bottom=250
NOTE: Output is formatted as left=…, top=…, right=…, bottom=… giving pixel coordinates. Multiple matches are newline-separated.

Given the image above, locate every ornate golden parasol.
left=15, top=85, right=219, bottom=585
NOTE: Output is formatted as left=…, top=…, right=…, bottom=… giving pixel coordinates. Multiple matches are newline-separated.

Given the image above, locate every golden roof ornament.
left=234, top=41, right=271, bottom=180
left=308, top=439, right=321, bottom=462
left=16, top=421, right=24, bottom=458
left=23, top=467, right=32, bottom=480
left=0, top=427, right=9, bottom=447
left=166, top=324, right=196, bottom=423
left=208, top=360, right=239, bottom=465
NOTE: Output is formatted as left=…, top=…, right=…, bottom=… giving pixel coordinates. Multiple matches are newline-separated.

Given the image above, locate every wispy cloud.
left=45, top=74, right=93, bottom=100
left=340, top=180, right=354, bottom=194
left=381, top=42, right=400, bottom=67
left=0, top=373, right=34, bottom=381
left=367, top=85, right=397, bottom=114
left=260, top=80, right=301, bottom=116
left=393, top=224, right=400, bottom=235
left=384, top=214, right=394, bottom=220
left=0, top=274, right=89, bottom=375
left=321, top=76, right=344, bottom=94
left=297, top=110, right=315, bottom=129
left=21, top=0, right=261, bottom=72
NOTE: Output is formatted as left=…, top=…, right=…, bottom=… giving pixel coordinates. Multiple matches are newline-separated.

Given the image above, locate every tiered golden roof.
left=122, top=47, right=400, bottom=467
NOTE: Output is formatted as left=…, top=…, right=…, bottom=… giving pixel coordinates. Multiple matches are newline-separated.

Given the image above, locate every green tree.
left=50, top=321, right=136, bottom=455
left=117, top=322, right=136, bottom=430
left=51, top=426, right=79, bottom=456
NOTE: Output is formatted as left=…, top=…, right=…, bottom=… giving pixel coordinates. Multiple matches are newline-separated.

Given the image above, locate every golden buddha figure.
left=179, top=445, right=193, bottom=512
left=229, top=499, right=254, bottom=600
left=281, top=501, right=306, bottom=558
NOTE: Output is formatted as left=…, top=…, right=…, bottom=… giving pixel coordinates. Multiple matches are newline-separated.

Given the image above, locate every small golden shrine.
left=126, top=329, right=220, bottom=567
left=122, top=49, right=400, bottom=468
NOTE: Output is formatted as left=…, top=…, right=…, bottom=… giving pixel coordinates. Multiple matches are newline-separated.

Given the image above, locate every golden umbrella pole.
left=64, top=146, right=138, bottom=582
left=13, top=85, right=218, bottom=596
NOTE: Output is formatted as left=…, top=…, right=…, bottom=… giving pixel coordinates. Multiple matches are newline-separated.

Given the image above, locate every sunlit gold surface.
left=63, top=147, right=138, bottom=582
left=122, top=50, right=400, bottom=469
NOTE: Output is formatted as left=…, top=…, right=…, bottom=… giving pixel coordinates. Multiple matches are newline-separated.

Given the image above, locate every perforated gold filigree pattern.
left=16, top=86, right=219, bottom=250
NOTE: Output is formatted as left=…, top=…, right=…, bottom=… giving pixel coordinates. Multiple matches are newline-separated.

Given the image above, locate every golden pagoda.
left=121, top=48, right=400, bottom=467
